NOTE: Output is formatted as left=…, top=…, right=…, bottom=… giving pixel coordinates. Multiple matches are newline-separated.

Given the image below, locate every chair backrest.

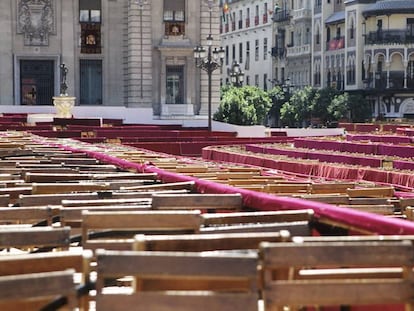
left=259, top=240, right=414, bottom=310
left=151, top=193, right=243, bottom=212
left=0, top=249, right=92, bottom=310
left=0, top=206, right=57, bottom=226
left=202, top=209, right=314, bottom=227
left=0, top=226, right=71, bottom=251
left=0, top=269, right=76, bottom=311
left=134, top=230, right=291, bottom=252
left=95, top=249, right=259, bottom=311
left=81, top=210, right=202, bottom=250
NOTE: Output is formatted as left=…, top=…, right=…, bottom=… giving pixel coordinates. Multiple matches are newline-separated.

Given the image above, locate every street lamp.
left=194, top=0, right=225, bottom=132
left=229, top=61, right=244, bottom=87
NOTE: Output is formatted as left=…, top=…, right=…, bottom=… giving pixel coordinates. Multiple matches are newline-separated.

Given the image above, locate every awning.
left=325, top=11, right=345, bottom=25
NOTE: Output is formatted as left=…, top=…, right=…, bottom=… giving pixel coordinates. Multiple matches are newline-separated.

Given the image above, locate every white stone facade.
left=0, top=0, right=221, bottom=124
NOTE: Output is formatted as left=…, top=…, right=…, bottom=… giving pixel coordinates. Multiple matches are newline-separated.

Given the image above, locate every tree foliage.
left=217, top=85, right=372, bottom=127
left=214, top=85, right=272, bottom=125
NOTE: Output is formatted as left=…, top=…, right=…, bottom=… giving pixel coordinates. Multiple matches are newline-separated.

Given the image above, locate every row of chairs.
left=0, top=133, right=412, bottom=310
left=3, top=229, right=414, bottom=311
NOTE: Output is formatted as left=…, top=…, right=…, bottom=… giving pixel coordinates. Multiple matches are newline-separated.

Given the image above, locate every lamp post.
left=229, top=61, right=244, bottom=87
left=282, top=77, right=293, bottom=95
left=194, top=0, right=225, bottom=132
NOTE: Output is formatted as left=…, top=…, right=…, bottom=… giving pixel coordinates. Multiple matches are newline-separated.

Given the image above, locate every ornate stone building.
left=0, top=0, right=221, bottom=124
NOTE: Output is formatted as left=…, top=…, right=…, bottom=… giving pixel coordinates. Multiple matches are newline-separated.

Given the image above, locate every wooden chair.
left=346, top=186, right=395, bottom=198
left=95, top=249, right=260, bottom=311
left=134, top=230, right=291, bottom=252
left=151, top=193, right=243, bottom=212
left=31, top=182, right=111, bottom=194
left=81, top=210, right=202, bottom=252
left=0, top=249, right=92, bottom=310
left=310, top=182, right=355, bottom=194
left=0, top=269, right=76, bottom=311
left=0, top=226, right=71, bottom=252
left=0, top=206, right=58, bottom=226
left=200, top=221, right=312, bottom=236
left=201, top=209, right=314, bottom=227
left=259, top=240, right=414, bottom=311
left=60, top=205, right=152, bottom=229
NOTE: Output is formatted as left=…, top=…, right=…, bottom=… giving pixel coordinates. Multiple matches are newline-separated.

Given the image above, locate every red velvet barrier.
left=203, top=147, right=414, bottom=190
left=338, top=122, right=356, bottom=132
left=354, top=123, right=381, bottom=132
left=393, top=160, right=414, bottom=171
left=346, top=133, right=412, bottom=144
left=250, top=144, right=383, bottom=168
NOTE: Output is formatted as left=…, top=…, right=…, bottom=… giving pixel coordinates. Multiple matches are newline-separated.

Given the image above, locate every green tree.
left=327, top=93, right=349, bottom=121
left=214, top=85, right=272, bottom=125
left=267, top=86, right=286, bottom=127
left=280, top=86, right=317, bottom=127
left=347, top=93, right=371, bottom=122
left=311, top=87, right=341, bottom=124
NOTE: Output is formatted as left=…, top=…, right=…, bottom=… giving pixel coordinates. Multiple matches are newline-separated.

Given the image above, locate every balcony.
left=326, top=36, right=345, bottom=51
left=271, top=46, right=285, bottom=58
left=364, top=71, right=410, bottom=90
left=254, top=15, right=259, bottom=26
left=291, top=8, right=312, bottom=21
left=263, top=13, right=268, bottom=24
left=245, top=18, right=250, bottom=28
left=164, top=22, right=185, bottom=36
left=365, top=29, right=414, bottom=45
left=272, top=9, right=290, bottom=23
left=286, top=44, right=311, bottom=57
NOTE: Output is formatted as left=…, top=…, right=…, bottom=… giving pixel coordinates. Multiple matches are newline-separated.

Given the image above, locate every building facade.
left=1, top=0, right=221, bottom=124
left=272, top=0, right=312, bottom=89
left=313, top=0, right=414, bottom=119
left=219, top=0, right=275, bottom=90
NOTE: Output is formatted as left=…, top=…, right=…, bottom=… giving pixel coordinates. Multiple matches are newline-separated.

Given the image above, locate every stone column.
left=126, top=1, right=153, bottom=107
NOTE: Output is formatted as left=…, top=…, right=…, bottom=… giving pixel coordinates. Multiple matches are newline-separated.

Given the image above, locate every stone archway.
left=399, top=98, right=414, bottom=117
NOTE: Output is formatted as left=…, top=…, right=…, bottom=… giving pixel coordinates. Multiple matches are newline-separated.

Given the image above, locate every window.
left=255, top=74, right=259, bottom=86
left=408, top=60, right=414, bottom=79
left=166, top=66, right=184, bottom=104
left=407, top=18, right=414, bottom=38
left=239, top=42, right=243, bottom=64
left=255, top=39, right=259, bottom=61
left=164, top=0, right=185, bottom=36
left=263, top=38, right=268, bottom=60
left=245, top=41, right=250, bottom=70
left=163, top=0, right=185, bottom=21
left=225, top=46, right=229, bottom=66
left=263, top=74, right=268, bottom=91
left=79, top=0, right=101, bottom=23
left=232, top=44, right=236, bottom=61
left=238, top=10, right=243, bottom=29
left=255, top=5, right=259, bottom=25
left=80, top=59, right=102, bottom=105
left=350, top=20, right=354, bottom=39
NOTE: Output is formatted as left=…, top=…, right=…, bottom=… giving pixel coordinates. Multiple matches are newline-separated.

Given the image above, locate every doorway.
left=20, top=60, right=54, bottom=105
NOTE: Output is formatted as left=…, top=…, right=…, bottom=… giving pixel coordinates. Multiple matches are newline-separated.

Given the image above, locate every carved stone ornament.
left=17, top=0, right=56, bottom=46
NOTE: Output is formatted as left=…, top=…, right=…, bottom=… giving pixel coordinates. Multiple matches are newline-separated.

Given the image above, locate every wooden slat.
left=0, top=270, right=76, bottom=309
left=0, top=226, right=71, bottom=249
left=134, top=231, right=291, bottom=252
left=151, top=193, right=243, bottom=210
left=202, top=209, right=314, bottom=226
left=96, top=292, right=259, bottom=311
